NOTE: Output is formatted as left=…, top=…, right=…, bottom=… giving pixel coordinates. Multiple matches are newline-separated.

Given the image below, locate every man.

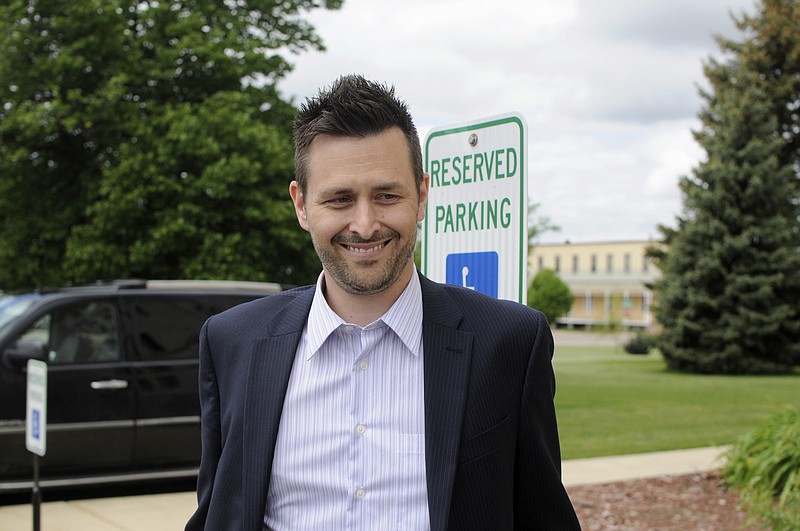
left=186, top=75, right=580, bottom=530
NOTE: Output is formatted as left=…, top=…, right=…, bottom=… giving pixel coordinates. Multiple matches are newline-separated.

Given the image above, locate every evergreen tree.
left=0, top=0, right=341, bottom=289
left=654, top=0, right=800, bottom=374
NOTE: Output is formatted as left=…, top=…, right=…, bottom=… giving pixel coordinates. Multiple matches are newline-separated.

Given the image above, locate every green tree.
left=0, top=0, right=342, bottom=289
left=527, top=269, right=573, bottom=325
left=653, top=0, right=800, bottom=374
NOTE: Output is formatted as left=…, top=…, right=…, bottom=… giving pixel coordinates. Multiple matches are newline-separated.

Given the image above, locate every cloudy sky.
left=278, top=0, right=757, bottom=244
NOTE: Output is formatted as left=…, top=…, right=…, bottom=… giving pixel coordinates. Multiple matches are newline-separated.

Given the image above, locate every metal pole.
left=32, top=453, right=41, bottom=531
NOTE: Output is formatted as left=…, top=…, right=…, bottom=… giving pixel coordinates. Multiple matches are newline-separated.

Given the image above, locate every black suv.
left=0, top=279, right=284, bottom=491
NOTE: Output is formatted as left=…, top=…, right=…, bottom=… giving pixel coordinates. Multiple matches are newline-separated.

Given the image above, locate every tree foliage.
left=0, top=0, right=342, bottom=290
left=653, top=0, right=800, bottom=374
left=527, top=268, right=573, bottom=325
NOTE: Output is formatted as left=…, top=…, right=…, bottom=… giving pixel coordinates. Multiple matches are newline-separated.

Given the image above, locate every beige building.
left=529, top=240, right=661, bottom=329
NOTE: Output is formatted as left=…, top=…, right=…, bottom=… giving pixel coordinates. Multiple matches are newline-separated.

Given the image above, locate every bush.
left=623, top=332, right=656, bottom=355
left=527, top=269, right=573, bottom=325
left=723, top=407, right=800, bottom=530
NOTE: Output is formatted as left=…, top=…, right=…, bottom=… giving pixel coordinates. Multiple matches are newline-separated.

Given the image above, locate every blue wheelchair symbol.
left=445, top=251, right=499, bottom=298
left=32, top=409, right=41, bottom=440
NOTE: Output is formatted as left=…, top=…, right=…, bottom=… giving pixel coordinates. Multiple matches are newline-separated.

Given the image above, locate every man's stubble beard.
left=313, top=232, right=416, bottom=296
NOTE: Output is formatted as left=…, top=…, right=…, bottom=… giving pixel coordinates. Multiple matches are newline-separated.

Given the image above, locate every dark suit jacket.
left=186, top=273, right=580, bottom=530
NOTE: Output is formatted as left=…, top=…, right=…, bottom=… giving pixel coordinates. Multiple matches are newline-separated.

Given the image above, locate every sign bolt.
left=468, top=133, right=478, bottom=147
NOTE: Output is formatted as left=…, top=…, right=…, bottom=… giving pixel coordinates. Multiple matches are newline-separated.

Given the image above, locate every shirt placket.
left=348, top=322, right=387, bottom=530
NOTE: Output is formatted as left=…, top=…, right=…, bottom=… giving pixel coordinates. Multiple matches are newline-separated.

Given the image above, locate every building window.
left=572, top=255, right=579, bottom=273
left=538, top=256, right=544, bottom=271
left=554, top=255, right=561, bottom=273
left=606, top=254, right=613, bottom=273
left=643, top=256, right=649, bottom=273
left=624, top=253, right=631, bottom=273
left=584, top=294, right=592, bottom=314
left=591, top=254, right=597, bottom=273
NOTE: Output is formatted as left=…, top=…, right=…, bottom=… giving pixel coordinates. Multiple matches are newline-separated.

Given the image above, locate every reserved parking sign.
left=421, top=113, right=528, bottom=304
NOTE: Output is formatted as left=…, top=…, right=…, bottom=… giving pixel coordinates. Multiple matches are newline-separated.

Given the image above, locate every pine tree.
left=654, top=0, right=800, bottom=374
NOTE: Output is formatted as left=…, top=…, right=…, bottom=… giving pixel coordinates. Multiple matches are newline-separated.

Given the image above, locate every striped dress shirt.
left=264, top=272, right=430, bottom=530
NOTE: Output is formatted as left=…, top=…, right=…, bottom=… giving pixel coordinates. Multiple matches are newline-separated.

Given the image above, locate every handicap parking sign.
left=421, top=113, right=528, bottom=304
left=446, top=251, right=499, bottom=298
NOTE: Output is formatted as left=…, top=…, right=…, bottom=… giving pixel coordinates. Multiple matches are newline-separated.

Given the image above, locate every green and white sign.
left=26, top=359, right=47, bottom=456
left=421, top=113, right=528, bottom=304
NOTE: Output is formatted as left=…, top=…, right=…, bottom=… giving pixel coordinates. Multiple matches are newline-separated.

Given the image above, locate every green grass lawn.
left=552, top=344, right=800, bottom=459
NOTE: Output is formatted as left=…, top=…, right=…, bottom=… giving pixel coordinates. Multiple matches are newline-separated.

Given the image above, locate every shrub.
left=527, top=269, right=573, bottom=325
left=723, top=407, right=800, bottom=530
left=623, top=332, right=655, bottom=355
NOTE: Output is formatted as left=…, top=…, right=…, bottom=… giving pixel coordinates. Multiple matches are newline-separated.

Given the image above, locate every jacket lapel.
left=241, top=288, right=314, bottom=531
left=420, top=275, right=474, bottom=531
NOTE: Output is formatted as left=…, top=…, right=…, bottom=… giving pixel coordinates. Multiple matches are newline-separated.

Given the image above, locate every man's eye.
left=379, top=194, right=397, bottom=201
left=328, top=197, right=351, bottom=205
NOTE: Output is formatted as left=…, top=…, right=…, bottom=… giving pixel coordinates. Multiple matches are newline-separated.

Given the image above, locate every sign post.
left=421, top=113, right=528, bottom=304
left=26, top=359, right=47, bottom=531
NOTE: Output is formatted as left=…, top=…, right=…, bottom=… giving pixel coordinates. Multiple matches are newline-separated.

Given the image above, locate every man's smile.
left=343, top=240, right=389, bottom=254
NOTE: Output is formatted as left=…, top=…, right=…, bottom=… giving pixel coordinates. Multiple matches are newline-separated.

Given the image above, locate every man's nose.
left=349, top=201, right=381, bottom=239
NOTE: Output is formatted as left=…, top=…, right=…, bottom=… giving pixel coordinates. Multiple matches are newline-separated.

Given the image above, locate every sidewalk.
left=0, top=446, right=728, bottom=531
left=551, top=328, right=634, bottom=347
left=562, top=446, right=728, bottom=487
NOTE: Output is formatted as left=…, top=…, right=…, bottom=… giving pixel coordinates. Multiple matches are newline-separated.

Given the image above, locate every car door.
left=0, top=298, right=135, bottom=481
left=122, top=293, right=257, bottom=469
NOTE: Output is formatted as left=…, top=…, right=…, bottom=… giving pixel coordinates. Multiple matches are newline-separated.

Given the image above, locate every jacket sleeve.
left=514, top=311, right=581, bottom=529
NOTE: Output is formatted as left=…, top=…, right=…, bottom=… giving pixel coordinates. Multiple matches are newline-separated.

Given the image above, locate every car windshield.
left=0, top=294, right=41, bottom=332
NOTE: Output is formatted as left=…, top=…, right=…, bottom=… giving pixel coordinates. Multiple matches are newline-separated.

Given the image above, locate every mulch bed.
left=566, top=472, right=766, bottom=530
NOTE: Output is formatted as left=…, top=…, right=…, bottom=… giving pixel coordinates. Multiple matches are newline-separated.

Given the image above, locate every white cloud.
left=280, top=0, right=757, bottom=243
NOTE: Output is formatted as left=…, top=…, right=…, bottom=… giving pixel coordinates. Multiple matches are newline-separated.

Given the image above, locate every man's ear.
left=289, top=181, right=309, bottom=231
left=417, top=173, right=430, bottom=222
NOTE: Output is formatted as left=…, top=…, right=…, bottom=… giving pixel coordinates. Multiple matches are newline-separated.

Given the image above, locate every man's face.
left=290, top=127, right=429, bottom=296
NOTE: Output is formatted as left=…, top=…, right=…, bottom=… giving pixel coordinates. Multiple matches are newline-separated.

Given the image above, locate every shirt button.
left=343, top=325, right=354, bottom=333
left=359, top=361, right=368, bottom=371
left=356, top=488, right=366, bottom=499
left=356, top=424, right=366, bottom=435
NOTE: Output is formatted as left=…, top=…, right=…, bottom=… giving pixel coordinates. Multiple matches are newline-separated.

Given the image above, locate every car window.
left=0, top=294, right=41, bottom=332
left=126, top=295, right=255, bottom=360
left=19, top=301, right=120, bottom=364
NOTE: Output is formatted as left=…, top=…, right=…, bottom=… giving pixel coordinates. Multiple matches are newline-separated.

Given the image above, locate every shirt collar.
left=304, top=270, right=423, bottom=360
